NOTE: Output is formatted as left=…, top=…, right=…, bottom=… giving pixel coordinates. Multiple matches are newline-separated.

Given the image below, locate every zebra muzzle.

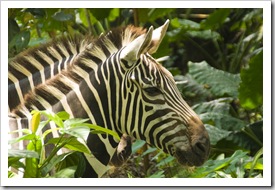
left=173, top=115, right=210, bottom=167
left=174, top=132, right=210, bottom=167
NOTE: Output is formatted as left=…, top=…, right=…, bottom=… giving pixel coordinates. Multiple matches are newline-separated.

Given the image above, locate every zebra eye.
left=144, top=87, right=162, bottom=96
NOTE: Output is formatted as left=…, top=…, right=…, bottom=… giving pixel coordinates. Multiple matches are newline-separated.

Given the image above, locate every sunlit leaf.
left=62, top=126, right=90, bottom=140
left=31, top=111, right=41, bottom=133
left=8, top=133, right=36, bottom=145
left=56, top=111, right=70, bottom=120
left=47, top=137, right=91, bottom=154
left=8, top=149, right=39, bottom=159
left=81, top=123, right=120, bottom=140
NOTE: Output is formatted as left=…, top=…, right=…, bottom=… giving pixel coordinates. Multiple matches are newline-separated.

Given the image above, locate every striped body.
left=9, top=20, right=210, bottom=177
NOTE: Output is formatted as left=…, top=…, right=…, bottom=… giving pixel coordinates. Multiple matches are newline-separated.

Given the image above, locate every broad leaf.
left=200, top=8, right=231, bottom=30
left=205, top=124, right=231, bottom=145
left=192, top=98, right=233, bottom=115
left=238, top=50, right=263, bottom=109
left=175, top=74, right=212, bottom=104
left=199, top=112, right=246, bottom=131
left=188, top=61, right=241, bottom=98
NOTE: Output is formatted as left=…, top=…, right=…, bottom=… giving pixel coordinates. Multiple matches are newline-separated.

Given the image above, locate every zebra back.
left=8, top=35, right=93, bottom=112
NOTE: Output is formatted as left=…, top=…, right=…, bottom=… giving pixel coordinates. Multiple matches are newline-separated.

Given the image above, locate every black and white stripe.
left=9, top=20, right=210, bottom=177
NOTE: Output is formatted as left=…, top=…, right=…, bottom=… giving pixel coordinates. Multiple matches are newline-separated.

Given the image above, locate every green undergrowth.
left=8, top=110, right=120, bottom=178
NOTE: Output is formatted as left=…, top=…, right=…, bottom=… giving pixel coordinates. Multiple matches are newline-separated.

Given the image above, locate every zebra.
left=8, top=33, right=130, bottom=168
left=8, top=20, right=210, bottom=177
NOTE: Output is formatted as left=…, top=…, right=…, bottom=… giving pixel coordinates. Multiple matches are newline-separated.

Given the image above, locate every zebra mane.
left=9, top=25, right=148, bottom=115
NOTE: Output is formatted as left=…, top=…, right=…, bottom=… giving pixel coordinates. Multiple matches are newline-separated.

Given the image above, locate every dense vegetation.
left=8, top=8, right=263, bottom=178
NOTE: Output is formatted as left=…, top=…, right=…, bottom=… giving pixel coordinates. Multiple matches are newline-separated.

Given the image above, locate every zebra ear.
left=120, top=20, right=170, bottom=68
left=148, top=19, right=170, bottom=54
left=120, top=26, right=153, bottom=67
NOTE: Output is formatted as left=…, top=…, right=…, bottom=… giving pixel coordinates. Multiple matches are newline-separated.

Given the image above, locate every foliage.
left=8, top=8, right=263, bottom=178
left=239, top=50, right=263, bottom=109
left=8, top=110, right=120, bottom=178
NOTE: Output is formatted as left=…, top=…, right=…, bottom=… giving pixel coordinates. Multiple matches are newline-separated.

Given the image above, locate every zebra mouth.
left=172, top=138, right=210, bottom=167
left=173, top=148, right=205, bottom=167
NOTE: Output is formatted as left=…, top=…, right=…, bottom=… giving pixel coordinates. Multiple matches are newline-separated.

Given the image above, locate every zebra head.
left=117, top=20, right=210, bottom=166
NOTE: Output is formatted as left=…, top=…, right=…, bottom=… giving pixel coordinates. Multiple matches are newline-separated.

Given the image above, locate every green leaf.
left=192, top=98, right=233, bottom=115
left=8, top=133, right=36, bottom=144
left=200, top=112, right=246, bottom=131
left=52, top=11, right=73, bottom=21
left=8, top=18, right=20, bottom=43
left=188, top=61, right=241, bottom=98
left=40, top=151, right=75, bottom=176
left=24, top=140, right=43, bottom=178
left=171, top=18, right=200, bottom=30
left=245, top=158, right=263, bottom=170
left=131, top=140, right=146, bottom=154
left=108, top=8, right=120, bottom=22
left=238, top=50, right=263, bottom=109
left=8, top=157, right=22, bottom=168
left=147, top=8, right=175, bottom=22
left=248, top=148, right=263, bottom=177
left=156, top=155, right=175, bottom=167
left=8, top=30, right=30, bottom=52
left=82, top=123, right=120, bottom=140
left=176, top=74, right=212, bottom=104
left=8, top=149, right=39, bottom=159
left=25, top=8, right=46, bottom=18
left=205, top=124, right=231, bottom=145
left=64, top=118, right=90, bottom=127
left=148, top=170, right=165, bottom=178
left=56, top=111, right=70, bottom=120
left=200, top=8, right=231, bottom=30
left=39, top=110, right=64, bottom=128
left=49, top=166, right=77, bottom=178
left=61, top=126, right=90, bottom=140
left=55, top=152, right=86, bottom=178
left=141, top=147, right=157, bottom=157
left=47, top=137, right=91, bottom=154
left=9, top=128, right=32, bottom=135
left=31, top=111, right=41, bottom=133
left=186, top=30, right=221, bottom=41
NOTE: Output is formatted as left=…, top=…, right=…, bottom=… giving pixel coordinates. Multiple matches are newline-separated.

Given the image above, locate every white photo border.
left=1, top=0, right=272, bottom=187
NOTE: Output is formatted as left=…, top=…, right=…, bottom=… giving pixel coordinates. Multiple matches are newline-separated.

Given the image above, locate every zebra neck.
left=8, top=35, right=93, bottom=112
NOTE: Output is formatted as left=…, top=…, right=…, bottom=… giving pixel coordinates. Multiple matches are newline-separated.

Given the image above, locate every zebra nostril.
left=195, top=141, right=206, bottom=153
left=193, top=136, right=210, bottom=157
